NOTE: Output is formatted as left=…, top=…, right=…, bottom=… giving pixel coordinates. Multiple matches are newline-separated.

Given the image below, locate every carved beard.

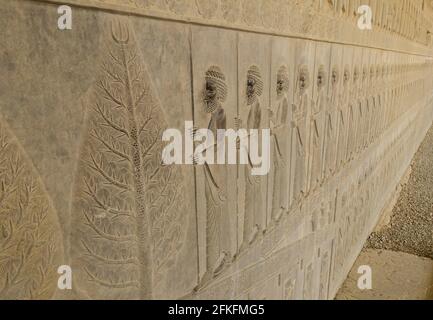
left=247, top=92, right=257, bottom=106
left=277, top=86, right=288, bottom=100
left=204, top=97, right=219, bottom=114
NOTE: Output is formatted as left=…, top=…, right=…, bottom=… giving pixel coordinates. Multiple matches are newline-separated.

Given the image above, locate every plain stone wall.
left=0, top=0, right=433, bottom=299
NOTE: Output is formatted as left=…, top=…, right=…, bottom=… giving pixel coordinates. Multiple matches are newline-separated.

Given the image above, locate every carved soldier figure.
left=196, top=66, right=229, bottom=286
left=303, top=263, right=314, bottom=299
left=319, top=250, right=331, bottom=299
left=335, top=66, right=350, bottom=171
left=240, top=65, right=264, bottom=248
left=354, top=66, right=366, bottom=153
left=322, top=66, right=339, bottom=180
left=377, top=64, right=386, bottom=137
left=367, top=65, right=377, bottom=146
left=372, top=64, right=382, bottom=141
left=346, top=66, right=360, bottom=161
left=290, top=66, right=310, bottom=206
left=384, top=62, right=391, bottom=127
left=269, top=65, right=290, bottom=223
left=308, top=65, right=327, bottom=192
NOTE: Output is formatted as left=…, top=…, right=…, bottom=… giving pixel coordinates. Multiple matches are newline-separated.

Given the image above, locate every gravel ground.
left=366, top=126, right=433, bottom=259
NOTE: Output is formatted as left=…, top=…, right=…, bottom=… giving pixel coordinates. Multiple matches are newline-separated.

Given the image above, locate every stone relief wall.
left=1, top=0, right=433, bottom=299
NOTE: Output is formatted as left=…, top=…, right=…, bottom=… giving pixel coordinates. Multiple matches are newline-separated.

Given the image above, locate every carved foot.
left=279, top=207, right=287, bottom=219
left=212, top=252, right=228, bottom=276
left=194, top=271, right=213, bottom=292
left=289, top=198, right=303, bottom=214
left=248, top=224, right=260, bottom=245
left=237, top=242, right=250, bottom=256
left=194, top=253, right=229, bottom=292
left=274, top=207, right=285, bottom=223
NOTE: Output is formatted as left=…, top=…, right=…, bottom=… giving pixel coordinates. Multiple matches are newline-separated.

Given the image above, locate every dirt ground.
left=336, top=125, right=433, bottom=300
left=366, top=124, right=433, bottom=258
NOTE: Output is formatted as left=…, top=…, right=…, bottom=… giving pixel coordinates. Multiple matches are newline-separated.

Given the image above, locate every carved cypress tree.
left=71, top=21, right=185, bottom=299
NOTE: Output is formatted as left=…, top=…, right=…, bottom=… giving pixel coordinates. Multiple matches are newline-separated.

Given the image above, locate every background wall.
left=0, top=0, right=432, bottom=299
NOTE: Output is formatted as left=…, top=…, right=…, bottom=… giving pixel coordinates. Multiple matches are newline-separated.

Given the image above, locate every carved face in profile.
left=297, top=66, right=309, bottom=95
left=204, top=66, right=227, bottom=114
left=317, top=66, right=326, bottom=92
left=370, top=66, right=375, bottom=81
left=247, top=77, right=256, bottom=97
left=331, top=68, right=339, bottom=87
left=205, top=81, right=217, bottom=101
left=362, top=67, right=368, bottom=83
left=353, top=67, right=359, bottom=84
left=343, top=67, right=350, bottom=87
left=276, top=65, right=289, bottom=98
left=246, top=65, right=263, bottom=105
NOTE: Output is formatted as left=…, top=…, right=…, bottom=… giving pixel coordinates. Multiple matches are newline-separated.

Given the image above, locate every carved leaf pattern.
left=71, top=21, right=185, bottom=299
left=0, top=118, right=63, bottom=300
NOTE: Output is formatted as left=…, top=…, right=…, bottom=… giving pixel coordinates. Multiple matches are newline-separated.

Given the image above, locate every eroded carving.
left=196, top=66, right=230, bottom=287
left=269, top=65, right=290, bottom=224
left=322, top=65, right=340, bottom=180
left=335, top=66, right=350, bottom=170
left=290, top=65, right=310, bottom=206
left=241, top=65, right=264, bottom=248
left=0, top=118, right=62, bottom=300
left=308, top=64, right=327, bottom=192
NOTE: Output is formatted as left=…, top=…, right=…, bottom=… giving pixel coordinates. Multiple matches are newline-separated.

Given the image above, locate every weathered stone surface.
left=0, top=116, right=63, bottom=299
left=0, top=0, right=433, bottom=299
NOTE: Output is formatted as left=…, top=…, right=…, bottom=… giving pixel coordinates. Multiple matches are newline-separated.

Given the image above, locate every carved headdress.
left=277, top=65, right=289, bottom=96
left=204, top=66, right=227, bottom=113
left=247, top=65, right=263, bottom=105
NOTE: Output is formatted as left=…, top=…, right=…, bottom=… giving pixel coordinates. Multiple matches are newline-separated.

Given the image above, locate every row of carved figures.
left=194, top=91, right=433, bottom=299
left=196, top=46, right=433, bottom=289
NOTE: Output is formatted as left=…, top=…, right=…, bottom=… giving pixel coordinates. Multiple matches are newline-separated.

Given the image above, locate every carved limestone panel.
left=290, top=40, right=316, bottom=207
left=322, top=44, right=343, bottom=181
left=237, top=32, right=270, bottom=250
left=0, top=116, right=63, bottom=300
left=307, top=42, right=331, bottom=193
left=191, top=25, right=238, bottom=288
left=266, top=37, right=295, bottom=228
left=335, top=45, right=354, bottom=171
left=70, top=21, right=188, bottom=299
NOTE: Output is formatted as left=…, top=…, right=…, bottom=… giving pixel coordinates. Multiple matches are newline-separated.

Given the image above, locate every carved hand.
left=234, top=117, right=243, bottom=131
left=188, top=125, right=199, bottom=140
